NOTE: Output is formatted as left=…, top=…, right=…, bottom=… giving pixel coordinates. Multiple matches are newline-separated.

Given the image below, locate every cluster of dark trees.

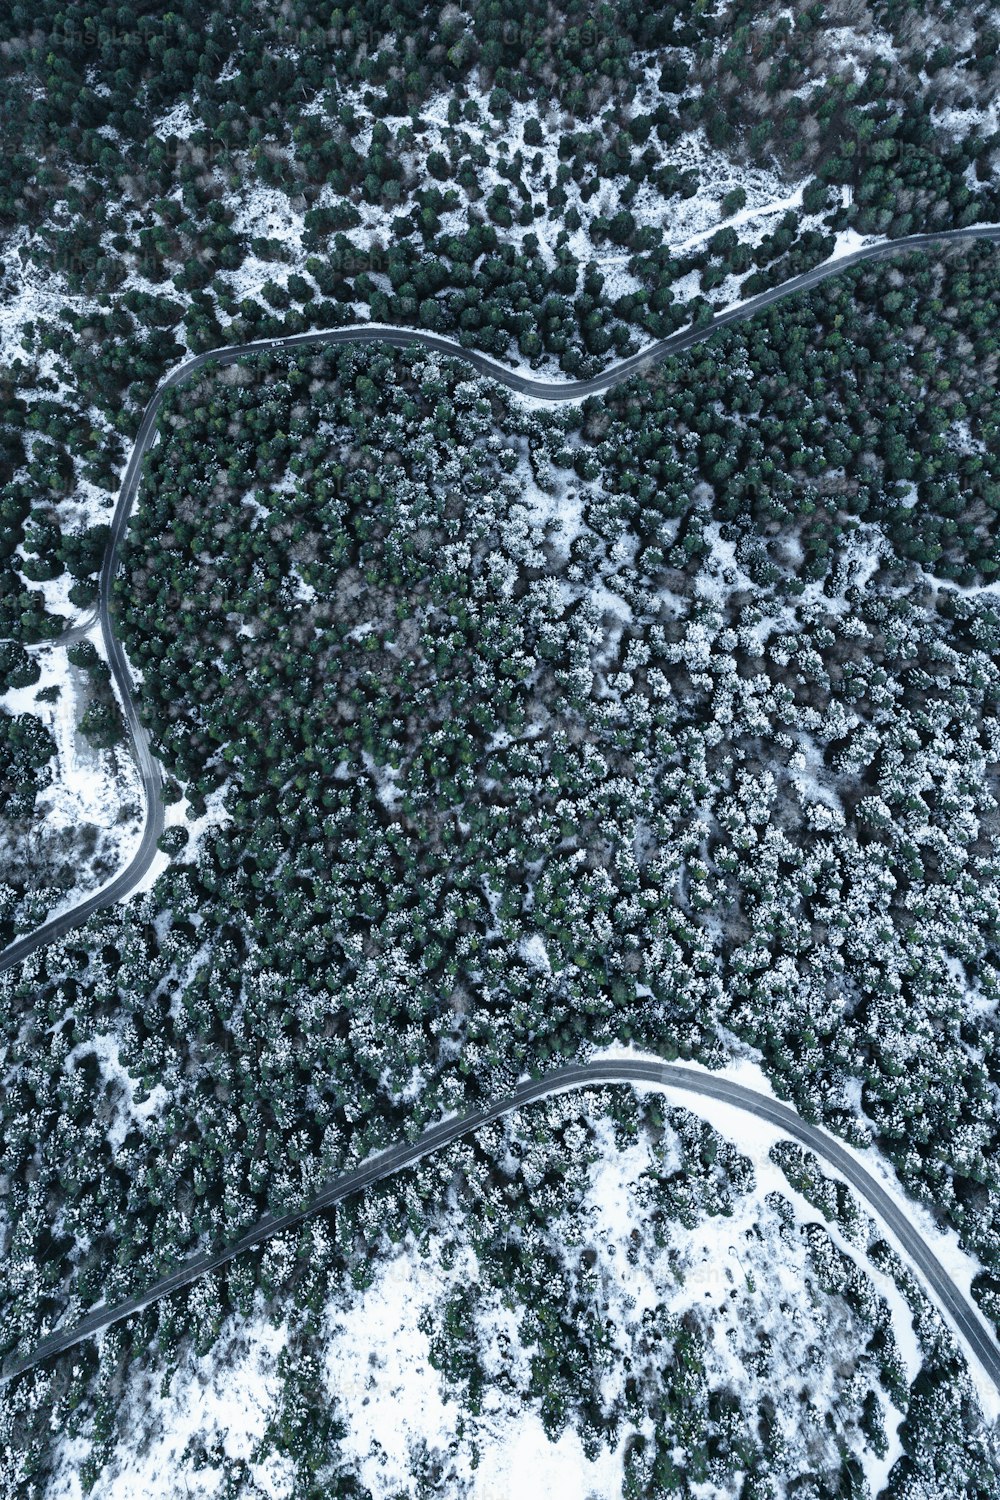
left=701, top=0, right=1000, bottom=236
left=66, top=640, right=125, bottom=749
left=4, top=0, right=997, bottom=239
left=598, top=242, right=1000, bottom=585
left=0, top=706, right=53, bottom=822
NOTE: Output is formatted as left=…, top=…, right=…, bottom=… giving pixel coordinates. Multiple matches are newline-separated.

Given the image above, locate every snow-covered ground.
left=674, top=184, right=807, bottom=252
left=320, top=1244, right=628, bottom=1500
left=580, top=1109, right=913, bottom=1496
left=64, top=1033, right=171, bottom=1152
left=594, top=1046, right=1000, bottom=1422
left=42, top=1086, right=939, bottom=1499
left=1, top=633, right=144, bottom=915
left=46, top=1319, right=293, bottom=1500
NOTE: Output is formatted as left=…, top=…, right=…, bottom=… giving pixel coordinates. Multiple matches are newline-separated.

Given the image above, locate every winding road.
left=2, top=223, right=1000, bottom=1390
left=5, top=1059, right=1000, bottom=1393
left=2, top=222, right=999, bottom=974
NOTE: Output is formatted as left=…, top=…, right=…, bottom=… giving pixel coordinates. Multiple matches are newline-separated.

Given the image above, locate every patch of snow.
left=155, top=100, right=198, bottom=141
left=362, top=750, right=403, bottom=813
left=674, top=183, right=806, bottom=252
left=590, top=1044, right=1000, bottom=1420
left=1, top=633, right=144, bottom=917
left=472, top=1414, right=623, bottom=1500
left=45, top=1316, right=291, bottom=1500
left=43, top=1080, right=956, bottom=1499
left=517, top=933, right=552, bottom=973
left=65, top=1035, right=169, bottom=1154
left=580, top=1108, right=913, bottom=1492
left=827, top=227, right=880, bottom=262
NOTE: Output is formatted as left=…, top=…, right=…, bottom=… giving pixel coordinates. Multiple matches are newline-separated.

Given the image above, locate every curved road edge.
left=2, top=221, right=999, bottom=973
left=3, top=1058, right=999, bottom=1403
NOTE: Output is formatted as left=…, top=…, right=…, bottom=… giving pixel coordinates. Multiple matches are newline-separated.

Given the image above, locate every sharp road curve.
left=3, top=223, right=1000, bottom=1390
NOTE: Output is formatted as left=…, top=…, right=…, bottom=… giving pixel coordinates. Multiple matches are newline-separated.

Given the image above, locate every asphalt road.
left=5, top=1058, right=1000, bottom=1393
left=2, top=221, right=999, bottom=974
left=2, top=223, right=1000, bottom=1392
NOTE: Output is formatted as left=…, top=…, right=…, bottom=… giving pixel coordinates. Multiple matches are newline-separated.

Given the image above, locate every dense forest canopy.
left=3, top=1, right=1000, bottom=1495
left=6, top=239, right=1000, bottom=1489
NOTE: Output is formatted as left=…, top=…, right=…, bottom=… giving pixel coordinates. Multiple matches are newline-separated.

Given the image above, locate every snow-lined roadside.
left=6, top=231, right=1000, bottom=1448
left=41, top=1086, right=913, bottom=1500
left=8, top=218, right=979, bottom=971
left=10, top=1050, right=1000, bottom=1445
left=591, top=1046, right=1000, bottom=1421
